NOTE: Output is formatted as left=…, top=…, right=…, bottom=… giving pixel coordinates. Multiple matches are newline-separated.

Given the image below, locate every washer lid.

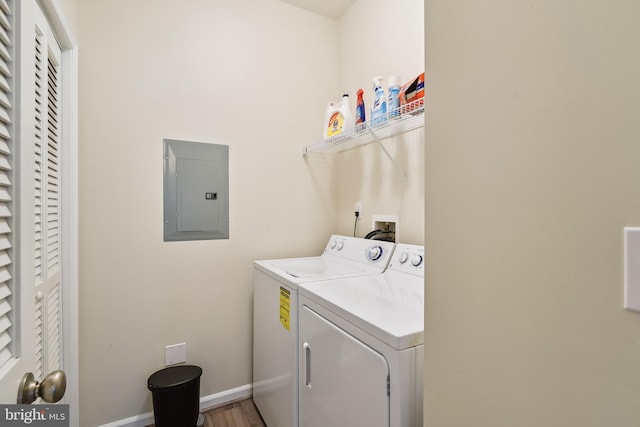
left=254, top=235, right=395, bottom=287
left=254, top=255, right=375, bottom=289
left=299, top=271, right=424, bottom=350
left=272, top=258, right=364, bottom=278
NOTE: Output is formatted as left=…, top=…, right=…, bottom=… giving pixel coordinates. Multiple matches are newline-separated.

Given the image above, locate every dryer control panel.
left=389, top=244, right=425, bottom=277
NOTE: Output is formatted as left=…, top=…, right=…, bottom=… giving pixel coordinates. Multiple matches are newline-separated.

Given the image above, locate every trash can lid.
left=147, top=365, right=202, bottom=391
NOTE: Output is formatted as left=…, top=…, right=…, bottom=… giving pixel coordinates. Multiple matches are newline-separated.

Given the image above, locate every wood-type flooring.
left=146, top=398, right=266, bottom=427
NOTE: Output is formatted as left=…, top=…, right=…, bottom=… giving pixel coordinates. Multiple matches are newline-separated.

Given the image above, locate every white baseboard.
left=98, top=383, right=253, bottom=427
left=198, top=383, right=252, bottom=411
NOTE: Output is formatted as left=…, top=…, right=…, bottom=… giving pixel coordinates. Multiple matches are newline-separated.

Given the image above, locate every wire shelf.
left=303, top=98, right=424, bottom=156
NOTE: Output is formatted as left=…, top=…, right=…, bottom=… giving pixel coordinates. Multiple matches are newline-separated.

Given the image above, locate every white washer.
left=253, top=235, right=396, bottom=427
left=298, top=243, right=424, bottom=427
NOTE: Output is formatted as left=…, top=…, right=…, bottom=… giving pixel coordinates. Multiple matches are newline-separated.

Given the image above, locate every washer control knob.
left=330, top=239, right=337, bottom=249
left=367, top=245, right=383, bottom=261
left=336, top=240, right=344, bottom=250
left=399, top=252, right=409, bottom=264
left=411, top=254, right=424, bottom=267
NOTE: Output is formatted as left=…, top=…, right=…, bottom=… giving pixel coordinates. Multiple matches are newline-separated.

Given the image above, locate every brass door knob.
left=17, top=370, right=67, bottom=404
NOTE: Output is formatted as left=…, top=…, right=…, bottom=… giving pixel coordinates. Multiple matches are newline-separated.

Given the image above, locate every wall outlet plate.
left=165, top=342, right=187, bottom=366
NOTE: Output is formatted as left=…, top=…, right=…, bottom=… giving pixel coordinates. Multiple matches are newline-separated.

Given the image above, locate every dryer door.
left=300, top=305, right=389, bottom=427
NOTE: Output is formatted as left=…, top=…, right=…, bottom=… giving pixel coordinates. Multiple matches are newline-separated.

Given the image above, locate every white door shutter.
left=33, top=24, right=43, bottom=380
left=0, top=0, right=14, bottom=372
left=33, top=17, right=62, bottom=377
left=0, top=0, right=73, bottom=406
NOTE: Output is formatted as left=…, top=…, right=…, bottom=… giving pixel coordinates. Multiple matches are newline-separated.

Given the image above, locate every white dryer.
left=298, top=243, right=424, bottom=427
left=253, top=235, right=396, bottom=427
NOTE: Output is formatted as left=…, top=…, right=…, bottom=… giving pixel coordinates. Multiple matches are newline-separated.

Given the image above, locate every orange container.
left=399, top=72, right=424, bottom=113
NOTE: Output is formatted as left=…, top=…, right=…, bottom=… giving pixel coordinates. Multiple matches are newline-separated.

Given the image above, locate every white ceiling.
left=279, top=0, right=356, bottom=20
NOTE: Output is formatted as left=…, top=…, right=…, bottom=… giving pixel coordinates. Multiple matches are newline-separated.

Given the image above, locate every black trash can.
left=147, top=365, right=202, bottom=427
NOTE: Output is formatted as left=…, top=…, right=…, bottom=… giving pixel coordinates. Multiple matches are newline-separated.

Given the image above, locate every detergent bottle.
left=324, top=94, right=353, bottom=139
left=371, top=76, right=387, bottom=126
left=324, top=102, right=336, bottom=139
left=388, top=75, right=401, bottom=118
left=355, top=89, right=366, bottom=132
left=340, top=94, right=354, bottom=135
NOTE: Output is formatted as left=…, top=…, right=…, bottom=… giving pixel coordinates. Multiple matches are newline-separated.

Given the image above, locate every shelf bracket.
left=367, top=126, right=409, bottom=183
left=367, top=126, right=395, bottom=165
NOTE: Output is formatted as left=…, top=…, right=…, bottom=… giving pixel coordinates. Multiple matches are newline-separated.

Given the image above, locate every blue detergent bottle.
left=371, top=76, right=387, bottom=126
left=388, top=75, right=401, bottom=118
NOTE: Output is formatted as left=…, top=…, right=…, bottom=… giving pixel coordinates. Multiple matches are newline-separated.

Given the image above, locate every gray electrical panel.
left=163, top=139, right=229, bottom=241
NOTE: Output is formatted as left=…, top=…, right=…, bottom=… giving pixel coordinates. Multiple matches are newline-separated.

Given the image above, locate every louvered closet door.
left=0, top=0, right=14, bottom=381
left=34, top=13, right=62, bottom=380
left=0, top=0, right=66, bottom=403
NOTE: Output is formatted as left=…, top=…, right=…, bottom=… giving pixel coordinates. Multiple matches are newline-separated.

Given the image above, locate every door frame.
left=36, top=1, right=78, bottom=425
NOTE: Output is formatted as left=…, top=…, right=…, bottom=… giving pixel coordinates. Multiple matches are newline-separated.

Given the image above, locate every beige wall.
left=333, top=0, right=425, bottom=244
left=425, top=1, right=640, bottom=426
left=57, top=0, right=77, bottom=37
left=77, top=1, right=338, bottom=424
left=78, top=0, right=426, bottom=423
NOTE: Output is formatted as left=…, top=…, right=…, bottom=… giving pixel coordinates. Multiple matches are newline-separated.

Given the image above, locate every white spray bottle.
left=371, top=76, right=387, bottom=126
